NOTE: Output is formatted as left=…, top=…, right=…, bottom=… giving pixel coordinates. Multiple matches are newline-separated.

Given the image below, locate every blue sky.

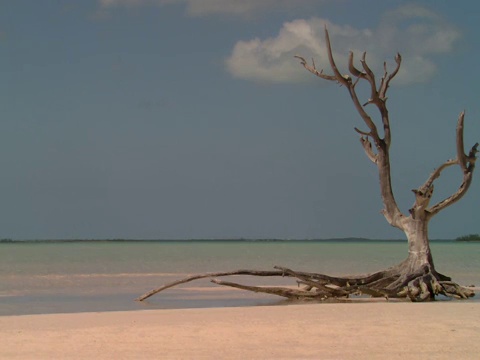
left=1, top=0, right=478, bottom=239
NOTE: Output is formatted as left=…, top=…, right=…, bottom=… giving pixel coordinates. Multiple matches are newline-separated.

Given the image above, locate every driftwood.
left=137, top=27, right=477, bottom=303
left=136, top=264, right=474, bottom=302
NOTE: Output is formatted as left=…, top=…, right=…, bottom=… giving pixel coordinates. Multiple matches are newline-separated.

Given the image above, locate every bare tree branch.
left=418, top=158, right=457, bottom=194
left=293, top=55, right=337, bottom=81
left=323, top=28, right=381, bottom=143
left=456, top=111, right=468, bottom=173
left=211, top=279, right=325, bottom=299
left=135, top=269, right=286, bottom=301
left=426, top=112, right=478, bottom=217
left=379, top=53, right=401, bottom=99
left=359, top=136, right=378, bottom=164
left=348, top=51, right=366, bottom=79
left=294, top=26, right=405, bottom=229
left=360, top=52, right=377, bottom=100
left=354, top=127, right=371, bottom=137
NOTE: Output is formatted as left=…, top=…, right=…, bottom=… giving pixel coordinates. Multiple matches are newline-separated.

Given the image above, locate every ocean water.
left=1, top=240, right=478, bottom=315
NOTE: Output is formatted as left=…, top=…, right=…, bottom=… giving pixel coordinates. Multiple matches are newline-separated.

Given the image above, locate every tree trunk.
left=404, top=218, right=434, bottom=272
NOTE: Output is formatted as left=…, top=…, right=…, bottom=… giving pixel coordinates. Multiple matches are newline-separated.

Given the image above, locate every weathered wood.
left=136, top=262, right=474, bottom=302
left=137, top=26, right=476, bottom=303
left=210, top=279, right=324, bottom=299
left=135, top=269, right=286, bottom=301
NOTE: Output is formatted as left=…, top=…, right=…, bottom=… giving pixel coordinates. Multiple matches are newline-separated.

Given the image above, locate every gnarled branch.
left=295, top=26, right=405, bottom=230
left=379, top=53, right=401, bottom=99
left=359, top=136, right=378, bottom=164
left=293, top=55, right=336, bottom=81
left=348, top=51, right=366, bottom=79
left=323, top=29, right=380, bottom=142
left=457, top=111, right=468, bottom=173
left=135, top=269, right=286, bottom=301
left=360, top=52, right=377, bottom=100
left=426, top=112, right=478, bottom=218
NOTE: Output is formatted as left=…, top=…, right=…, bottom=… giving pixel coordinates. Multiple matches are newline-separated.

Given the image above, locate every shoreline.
left=2, top=302, right=479, bottom=359
left=2, top=283, right=479, bottom=317
left=3, top=285, right=479, bottom=317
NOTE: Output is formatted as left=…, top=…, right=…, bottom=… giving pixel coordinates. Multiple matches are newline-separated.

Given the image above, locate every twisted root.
left=136, top=264, right=475, bottom=302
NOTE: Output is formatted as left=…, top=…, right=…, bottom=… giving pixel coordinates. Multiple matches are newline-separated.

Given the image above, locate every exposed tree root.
left=136, top=263, right=475, bottom=303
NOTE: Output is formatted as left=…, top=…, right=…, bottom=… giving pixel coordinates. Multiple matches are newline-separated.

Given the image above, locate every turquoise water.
left=1, top=240, right=478, bottom=315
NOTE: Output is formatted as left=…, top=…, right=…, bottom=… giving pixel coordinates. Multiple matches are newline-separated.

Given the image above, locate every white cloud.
left=99, top=0, right=149, bottom=7
left=184, top=0, right=317, bottom=17
left=227, top=18, right=325, bottom=83
left=98, top=0, right=318, bottom=17
left=226, top=5, right=461, bottom=85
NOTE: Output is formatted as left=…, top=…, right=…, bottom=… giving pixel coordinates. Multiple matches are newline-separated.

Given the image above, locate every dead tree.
left=137, top=28, right=477, bottom=303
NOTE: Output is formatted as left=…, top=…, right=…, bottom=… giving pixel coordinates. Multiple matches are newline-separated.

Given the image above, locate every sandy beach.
left=1, top=301, right=479, bottom=359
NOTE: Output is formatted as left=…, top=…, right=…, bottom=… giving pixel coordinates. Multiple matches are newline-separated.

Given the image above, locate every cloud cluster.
left=97, top=1, right=460, bottom=85
left=226, top=4, right=461, bottom=85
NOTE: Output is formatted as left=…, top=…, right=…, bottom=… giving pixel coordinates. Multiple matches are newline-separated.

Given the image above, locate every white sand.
left=1, top=302, right=479, bottom=359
